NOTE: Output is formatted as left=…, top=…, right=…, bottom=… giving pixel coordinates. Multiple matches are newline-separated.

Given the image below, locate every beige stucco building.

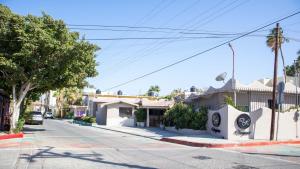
left=88, top=95, right=173, bottom=127
left=190, top=77, right=299, bottom=112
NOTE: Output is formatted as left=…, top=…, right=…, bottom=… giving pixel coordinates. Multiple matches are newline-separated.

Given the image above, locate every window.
left=268, top=99, right=278, bottom=109
left=119, top=107, right=132, bottom=118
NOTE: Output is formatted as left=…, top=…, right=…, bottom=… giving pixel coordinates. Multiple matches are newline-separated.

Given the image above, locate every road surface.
left=0, top=119, right=299, bottom=169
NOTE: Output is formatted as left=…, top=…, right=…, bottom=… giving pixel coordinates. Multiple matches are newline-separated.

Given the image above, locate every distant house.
left=88, top=95, right=173, bottom=127
left=0, top=89, right=10, bottom=131
left=190, top=77, right=299, bottom=112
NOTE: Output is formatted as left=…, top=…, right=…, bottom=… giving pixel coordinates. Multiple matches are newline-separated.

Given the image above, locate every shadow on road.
left=22, top=127, right=46, bottom=134
left=20, top=146, right=157, bottom=169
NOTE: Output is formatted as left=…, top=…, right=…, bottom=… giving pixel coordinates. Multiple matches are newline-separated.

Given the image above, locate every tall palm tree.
left=266, top=26, right=289, bottom=81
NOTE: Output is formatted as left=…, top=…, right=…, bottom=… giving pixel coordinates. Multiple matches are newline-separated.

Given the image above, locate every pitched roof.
left=90, top=96, right=173, bottom=108
left=201, top=76, right=300, bottom=96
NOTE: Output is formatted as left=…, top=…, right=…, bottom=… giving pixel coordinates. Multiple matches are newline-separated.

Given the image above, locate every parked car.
left=26, top=111, right=43, bottom=125
left=44, top=112, right=54, bottom=119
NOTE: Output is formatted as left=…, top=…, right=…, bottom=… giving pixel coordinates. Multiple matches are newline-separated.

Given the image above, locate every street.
left=0, top=120, right=299, bottom=169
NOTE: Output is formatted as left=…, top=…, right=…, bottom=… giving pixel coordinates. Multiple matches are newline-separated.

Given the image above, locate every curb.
left=160, top=138, right=300, bottom=148
left=91, top=125, right=161, bottom=141
left=0, top=133, right=24, bottom=140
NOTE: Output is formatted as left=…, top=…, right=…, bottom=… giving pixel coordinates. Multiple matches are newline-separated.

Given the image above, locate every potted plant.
left=135, top=109, right=146, bottom=127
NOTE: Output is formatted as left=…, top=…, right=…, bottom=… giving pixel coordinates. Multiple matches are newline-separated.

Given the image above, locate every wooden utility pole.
left=270, top=23, right=280, bottom=141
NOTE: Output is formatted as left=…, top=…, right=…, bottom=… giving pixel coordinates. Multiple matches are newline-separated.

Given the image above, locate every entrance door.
left=149, top=109, right=165, bottom=127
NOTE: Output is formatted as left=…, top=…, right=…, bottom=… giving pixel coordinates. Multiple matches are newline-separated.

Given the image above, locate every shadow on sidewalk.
left=20, top=146, right=157, bottom=169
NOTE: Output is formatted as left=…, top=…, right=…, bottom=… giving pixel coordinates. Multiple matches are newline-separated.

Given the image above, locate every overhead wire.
left=100, top=0, right=233, bottom=75
left=107, top=0, right=248, bottom=75
left=103, top=10, right=300, bottom=91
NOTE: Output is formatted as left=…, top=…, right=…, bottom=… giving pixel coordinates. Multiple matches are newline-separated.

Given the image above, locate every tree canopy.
left=0, top=5, right=98, bottom=97
left=0, top=5, right=99, bottom=129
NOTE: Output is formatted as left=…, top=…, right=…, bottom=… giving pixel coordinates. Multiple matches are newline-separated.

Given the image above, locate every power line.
left=103, top=11, right=300, bottom=91
left=105, top=0, right=248, bottom=77
left=84, top=36, right=234, bottom=41
left=100, top=0, right=238, bottom=76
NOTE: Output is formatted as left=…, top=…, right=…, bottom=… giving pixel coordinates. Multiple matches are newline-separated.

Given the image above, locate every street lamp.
left=228, top=43, right=236, bottom=107
left=294, top=60, right=299, bottom=110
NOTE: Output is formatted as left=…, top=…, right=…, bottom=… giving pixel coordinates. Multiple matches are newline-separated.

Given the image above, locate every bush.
left=12, top=118, right=25, bottom=133
left=163, top=103, right=208, bottom=130
left=73, top=116, right=96, bottom=123
left=64, top=112, right=74, bottom=119
left=134, top=109, right=146, bottom=122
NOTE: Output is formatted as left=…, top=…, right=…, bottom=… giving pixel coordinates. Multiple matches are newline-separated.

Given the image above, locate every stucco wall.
left=207, top=106, right=229, bottom=139
left=208, top=105, right=300, bottom=140
left=106, top=103, right=135, bottom=127
left=198, top=91, right=297, bottom=112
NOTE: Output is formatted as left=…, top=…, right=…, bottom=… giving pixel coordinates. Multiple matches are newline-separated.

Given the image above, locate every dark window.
left=268, top=99, right=278, bottom=109
left=119, top=107, right=132, bottom=118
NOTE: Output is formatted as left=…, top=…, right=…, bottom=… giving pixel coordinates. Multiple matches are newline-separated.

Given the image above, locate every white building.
left=190, top=77, right=300, bottom=112
left=88, top=95, right=173, bottom=127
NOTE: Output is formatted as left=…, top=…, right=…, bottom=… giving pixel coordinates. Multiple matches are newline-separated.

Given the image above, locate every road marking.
left=216, top=148, right=300, bottom=165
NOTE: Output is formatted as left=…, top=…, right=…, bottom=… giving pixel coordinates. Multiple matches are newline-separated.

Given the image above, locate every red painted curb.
left=0, top=133, right=24, bottom=140
left=160, top=138, right=300, bottom=148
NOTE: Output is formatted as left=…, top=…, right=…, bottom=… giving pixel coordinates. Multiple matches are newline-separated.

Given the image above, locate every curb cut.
left=91, top=125, right=161, bottom=141
left=160, top=138, right=300, bottom=148
left=0, top=133, right=24, bottom=140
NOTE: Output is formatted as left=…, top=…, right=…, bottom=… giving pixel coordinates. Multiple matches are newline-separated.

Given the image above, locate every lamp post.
left=294, top=60, right=299, bottom=110
left=228, top=43, right=236, bottom=107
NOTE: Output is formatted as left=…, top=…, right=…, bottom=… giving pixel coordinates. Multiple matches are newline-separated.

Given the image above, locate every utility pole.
left=270, top=23, right=280, bottom=141
left=228, top=43, right=236, bottom=106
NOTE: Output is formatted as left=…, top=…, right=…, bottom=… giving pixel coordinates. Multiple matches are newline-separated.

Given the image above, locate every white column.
left=146, top=108, right=150, bottom=127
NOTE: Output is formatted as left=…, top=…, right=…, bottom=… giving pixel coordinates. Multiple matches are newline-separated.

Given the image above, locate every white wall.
left=208, top=105, right=300, bottom=140
left=105, top=103, right=135, bottom=127
left=207, top=106, right=229, bottom=139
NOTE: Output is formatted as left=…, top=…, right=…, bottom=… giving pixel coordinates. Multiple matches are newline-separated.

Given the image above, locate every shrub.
left=64, top=112, right=74, bottom=119
left=12, top=118, right=25, bottom=133
left=73, top=116, right=96, bottom=123
left=163, top=103, right=208, bottom=130
left=134, top=109, right=146, bottom=122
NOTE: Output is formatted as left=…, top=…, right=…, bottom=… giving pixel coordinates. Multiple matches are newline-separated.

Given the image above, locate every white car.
left=27, top=111, right=44, bottom=125
left=44, top=112, right=54, bottom=119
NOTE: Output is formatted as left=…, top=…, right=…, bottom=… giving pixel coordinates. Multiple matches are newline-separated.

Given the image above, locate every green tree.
left=266, top=26, right=289, bottom=79
left=147, top=85, right=160, bottom=96
left=162, top=88, right=184, bottom=101
left=285, top=50, right=300, bottom=76
left=0, top=5, right=99, bottom=130
left=54, top=87, right=83, bottom=118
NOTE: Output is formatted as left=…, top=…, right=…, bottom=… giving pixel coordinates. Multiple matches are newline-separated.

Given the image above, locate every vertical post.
left=146, top=108, right=149, bottom=127
left=228, top=43, right=236, bottom=106
left=270, top=23, right=280, bottom=141
left=295, top=60, right=298, bottom=110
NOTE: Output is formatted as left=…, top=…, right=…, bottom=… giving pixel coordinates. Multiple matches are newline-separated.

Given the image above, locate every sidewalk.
left=91, top=124, right=300, bottom=148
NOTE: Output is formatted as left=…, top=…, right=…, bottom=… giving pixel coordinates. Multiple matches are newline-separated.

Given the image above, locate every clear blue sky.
left=1, top=0, right=300, bottom=95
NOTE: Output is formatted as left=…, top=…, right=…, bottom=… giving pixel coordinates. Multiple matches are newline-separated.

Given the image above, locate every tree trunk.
left=10, top=82, right=31, bottom=132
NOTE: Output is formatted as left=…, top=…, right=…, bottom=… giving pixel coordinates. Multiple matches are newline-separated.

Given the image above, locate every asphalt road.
left=0, top=119, right=300, bottom=169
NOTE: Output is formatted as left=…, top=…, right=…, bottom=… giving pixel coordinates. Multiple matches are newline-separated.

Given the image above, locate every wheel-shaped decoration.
left=212, top=112, right=221, bottom=127
left=236, top=114, right=251, bottom=129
